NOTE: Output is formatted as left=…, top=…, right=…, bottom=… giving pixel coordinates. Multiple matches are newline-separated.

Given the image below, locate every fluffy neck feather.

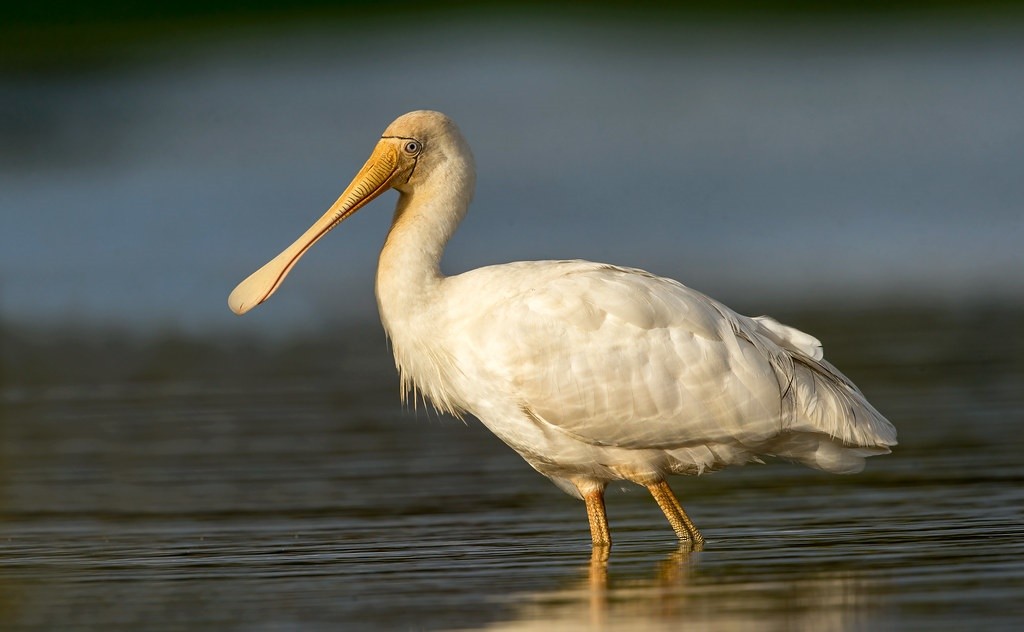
left=374, top=145, right=475, bottom=413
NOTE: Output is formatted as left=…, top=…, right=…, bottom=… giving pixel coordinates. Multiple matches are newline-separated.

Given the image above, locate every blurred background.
left=1, top=2, right=1023, bottom=630
left=2, top=1, right=1022, bottom=342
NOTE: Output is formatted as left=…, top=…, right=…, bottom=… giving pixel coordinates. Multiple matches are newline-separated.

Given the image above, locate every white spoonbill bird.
left=229, top=110, right=896, bottom=548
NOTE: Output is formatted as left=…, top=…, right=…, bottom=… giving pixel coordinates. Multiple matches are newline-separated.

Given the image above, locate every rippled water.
left=2, top=309, right=1023, bottom=630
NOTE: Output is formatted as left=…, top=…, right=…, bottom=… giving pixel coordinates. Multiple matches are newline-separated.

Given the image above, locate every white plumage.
left=229, top=110, right=896, bottom=548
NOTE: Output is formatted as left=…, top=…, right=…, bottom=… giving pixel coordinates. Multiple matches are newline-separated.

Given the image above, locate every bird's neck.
left=375, top=158, right=474, bottom=415
left=375, top=157, right=474, bottom=332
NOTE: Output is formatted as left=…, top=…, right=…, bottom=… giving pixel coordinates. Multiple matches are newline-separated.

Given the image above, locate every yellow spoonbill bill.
left=229, top=111, right=896, bottom=548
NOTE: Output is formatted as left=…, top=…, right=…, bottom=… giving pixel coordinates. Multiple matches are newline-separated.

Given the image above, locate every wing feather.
left=441, top=260, right=895, bottom=468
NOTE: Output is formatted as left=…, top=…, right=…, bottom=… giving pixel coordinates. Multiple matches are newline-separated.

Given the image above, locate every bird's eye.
left=403, top=141, right=421, bottom=155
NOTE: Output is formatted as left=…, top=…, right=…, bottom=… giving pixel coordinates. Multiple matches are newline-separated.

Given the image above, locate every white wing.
left=441, top=260, right=895, bottom=471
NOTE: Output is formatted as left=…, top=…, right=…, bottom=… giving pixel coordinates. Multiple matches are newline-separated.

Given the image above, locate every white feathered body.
left=378, top=256, right=896, bottom=498
left=230, top=109, right=894, bottom=518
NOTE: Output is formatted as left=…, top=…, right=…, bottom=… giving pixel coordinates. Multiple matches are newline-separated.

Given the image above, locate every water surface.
left=2, top=309, right=1022, bottom=630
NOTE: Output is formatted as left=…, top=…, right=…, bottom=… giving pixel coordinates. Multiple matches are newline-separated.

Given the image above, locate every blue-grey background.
left=2, top=9, right=1021, bottom=335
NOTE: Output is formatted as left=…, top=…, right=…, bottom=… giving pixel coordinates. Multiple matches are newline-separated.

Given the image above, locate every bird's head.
left=227, top=110, right=467, bottom=316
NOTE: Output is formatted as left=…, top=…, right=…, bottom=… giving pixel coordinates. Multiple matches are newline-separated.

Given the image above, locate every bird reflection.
left=587, top=541, right=700, bottom=591
left=484, top=541, right=870, bottom=631
left=585, top=542, right=701, bottom=627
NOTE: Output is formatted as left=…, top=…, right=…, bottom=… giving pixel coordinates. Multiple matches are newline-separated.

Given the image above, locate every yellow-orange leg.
left=583, top=488, right=611, bottom=547
left=647, top=480, right=704, bottom=545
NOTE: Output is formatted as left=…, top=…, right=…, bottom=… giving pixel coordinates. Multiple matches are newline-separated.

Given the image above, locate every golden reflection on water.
left=483, top=544, right=873, bottom=631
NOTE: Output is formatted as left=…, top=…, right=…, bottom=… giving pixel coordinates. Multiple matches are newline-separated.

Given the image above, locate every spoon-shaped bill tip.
left=226, top=141, right=402, bottom=316
left=228, top=256, right=291, bottom=315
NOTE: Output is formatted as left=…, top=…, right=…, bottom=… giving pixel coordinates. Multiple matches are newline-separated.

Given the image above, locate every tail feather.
left=746, top=314, right=897, bottom=457
left=788, top=356, right=897, bottom=449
